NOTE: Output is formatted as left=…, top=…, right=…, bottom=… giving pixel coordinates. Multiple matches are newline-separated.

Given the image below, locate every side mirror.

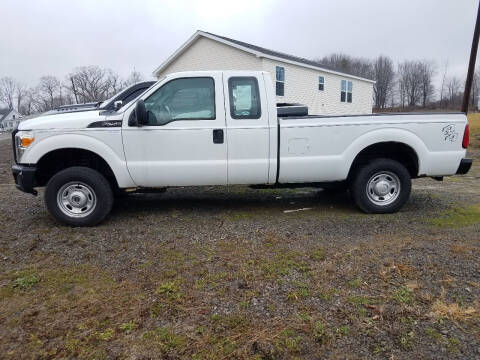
left=113, top=100, right=123, bottom=111
left=135, top=99, right=148, bottom=126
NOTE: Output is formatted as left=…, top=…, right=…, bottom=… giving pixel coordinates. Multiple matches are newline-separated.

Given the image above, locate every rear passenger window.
left=228, top=77, right=261, bottom=119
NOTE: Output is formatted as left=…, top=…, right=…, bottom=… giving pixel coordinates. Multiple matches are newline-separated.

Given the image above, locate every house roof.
left=0, top=109, right=12, bottom=122
left=153, top=30, right=375, bottom=83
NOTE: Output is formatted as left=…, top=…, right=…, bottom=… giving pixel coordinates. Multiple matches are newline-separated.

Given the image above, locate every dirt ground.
left=0, top=116, right=480, bottom=359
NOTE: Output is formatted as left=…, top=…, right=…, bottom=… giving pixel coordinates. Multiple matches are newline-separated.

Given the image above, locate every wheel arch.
left=36, top=148, right=119, bottom=189
left=347, top=142, right=419, bottom=180
left=343, top=128, right=427, bottom=180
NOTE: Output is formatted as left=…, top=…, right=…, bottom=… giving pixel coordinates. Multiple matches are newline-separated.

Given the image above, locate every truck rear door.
left=223, top=72, right=271, bottom=184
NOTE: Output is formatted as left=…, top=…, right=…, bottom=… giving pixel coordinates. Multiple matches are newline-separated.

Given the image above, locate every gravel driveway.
left=0, top=135, right=479, bottom=359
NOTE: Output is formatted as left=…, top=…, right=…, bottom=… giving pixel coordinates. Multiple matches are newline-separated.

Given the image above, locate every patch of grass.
left=428, top=205, right=480, bottom=228
left=296, top=312, right=311, bottom=322
left=119, top=320, right=137, bottom=334
left=194, top=271, right=228, bottom=290
left=96, top=328, right=114, bottom=341
left=12, top=273, right=40, bottom=290
left=347, top=277, right=362, bottom=288
left=276, top=329, right=303, bottom=353
left=287, top=281, right=310, bottom=301
left=447, top=337, right=461, bottom=352
left=312, top=321, right=329, bottom=344
left=142, top=327, right=187, bottom=352
left=317, top=288, right=337, bottom=301
left=348, top=295, right=369, bottom=306
left=156, top=280, right=183, bottom=301
left=261, top=250, right=310, bottom=278
left=336, top=325, right=349, bottom=336
left=399, top=330, right=415, bottom=350
left=311, top=247, right=326, bottom=261
left=394, top=286, right=414, bottom=304
left=425, top=327, right=443, bottom=341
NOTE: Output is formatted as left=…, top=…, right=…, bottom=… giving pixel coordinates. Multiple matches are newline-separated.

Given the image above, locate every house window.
left=276, top=66, right=285, bottom=96
left=341, top=80, right=353, bottom=103
left=318, top=76, right=325, bottom=91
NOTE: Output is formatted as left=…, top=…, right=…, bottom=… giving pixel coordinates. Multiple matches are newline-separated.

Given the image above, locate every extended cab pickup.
left=12, top=71, right=472, bottom=226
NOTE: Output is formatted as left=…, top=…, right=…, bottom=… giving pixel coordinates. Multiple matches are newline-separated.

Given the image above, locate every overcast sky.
left=1, top=0, right=478, bottom=89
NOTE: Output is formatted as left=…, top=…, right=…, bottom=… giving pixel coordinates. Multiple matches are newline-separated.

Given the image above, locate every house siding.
left=0, top=109, right=22, bottom=131
left=157, top=37, right=263, bottom=76
left=262, top=58, right=373, bottom=115
left=156, top=36, right=373, bottom=115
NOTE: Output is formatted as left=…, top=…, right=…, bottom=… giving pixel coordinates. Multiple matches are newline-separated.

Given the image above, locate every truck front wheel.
left=45, top=166, right=114, bottom=226
left=350, top=158, right=411, bottom=213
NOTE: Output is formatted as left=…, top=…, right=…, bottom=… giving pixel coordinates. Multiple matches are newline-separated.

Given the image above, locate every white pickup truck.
left=12, top=71, right=472, bottom=226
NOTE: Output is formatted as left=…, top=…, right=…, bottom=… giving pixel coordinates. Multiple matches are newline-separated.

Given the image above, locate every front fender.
left=22, top=132, right=136, bottom=188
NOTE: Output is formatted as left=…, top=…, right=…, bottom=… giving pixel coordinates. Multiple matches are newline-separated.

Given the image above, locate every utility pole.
left=462, top=0, right=480, bottom=113
left=70, top=77, right=79, bottom=104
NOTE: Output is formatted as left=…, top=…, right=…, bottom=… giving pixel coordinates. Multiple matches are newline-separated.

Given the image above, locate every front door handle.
left=213, top=129, right=224, bottom=144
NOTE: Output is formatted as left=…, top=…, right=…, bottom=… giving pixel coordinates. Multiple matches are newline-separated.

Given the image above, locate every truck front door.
left=122, top=74, right=228, bottom=187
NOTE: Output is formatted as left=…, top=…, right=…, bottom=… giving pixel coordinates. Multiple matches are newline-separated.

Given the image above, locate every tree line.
left=0, top=66, right=144, bottom=115
left=318, top=54, right=479, bottom=110
left=1, top=58, right=478, bottom=115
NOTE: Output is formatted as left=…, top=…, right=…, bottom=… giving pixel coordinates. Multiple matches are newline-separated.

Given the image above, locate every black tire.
left=45, top=166, right=114, bottom=226
left=350, top=158, right=411, bottom=214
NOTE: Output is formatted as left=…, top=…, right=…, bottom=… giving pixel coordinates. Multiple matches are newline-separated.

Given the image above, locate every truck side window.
left=143, top=77, right=215, bottom=125
left=228, top=77, right=261, bottom=119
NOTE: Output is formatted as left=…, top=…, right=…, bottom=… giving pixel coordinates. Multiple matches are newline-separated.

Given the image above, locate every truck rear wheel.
left=350, top=158, right=411, bottom=213
left=45, top=166, right=113, bottom=226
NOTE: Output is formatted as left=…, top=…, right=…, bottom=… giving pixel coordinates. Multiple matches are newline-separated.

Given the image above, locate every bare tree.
left=317, top=53, right=373, bottom=79
left=124, top=70, right=144, bottom=87
left=419, top=60, right=436, bottom=107
left=446, top=76, right=462, bottom=106
left=105, top=70, right=123, bottom=97
left=397, top=61, right=423, bottom=107
left=372, top=56, right=395, bottom=109
left=439, top=60, right=449, bottom=106
left=15, top=82, right=27, bottom=112
left=18, top=87, right=39, bottom=115
left=68, top=66, right=111, bottom=103
left=0, top=77, right=17, bottom=109
left=38, top=75, right=62, bottom=110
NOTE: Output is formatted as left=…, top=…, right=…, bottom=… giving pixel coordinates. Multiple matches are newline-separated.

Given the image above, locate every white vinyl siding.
left=156, top=35, right=373, bottom=115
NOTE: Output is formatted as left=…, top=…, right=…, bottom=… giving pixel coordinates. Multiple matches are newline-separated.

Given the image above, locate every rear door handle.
left=213, top=129, right=224, bottom=144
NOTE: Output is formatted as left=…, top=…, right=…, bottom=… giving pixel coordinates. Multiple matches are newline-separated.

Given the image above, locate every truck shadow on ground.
left=110, top=188, right=356, bottom=217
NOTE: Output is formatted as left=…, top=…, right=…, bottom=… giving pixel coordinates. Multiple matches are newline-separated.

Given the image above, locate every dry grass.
left=467, top=112, right=480, bottom=148
left=430, top=300, right=477, bottom=321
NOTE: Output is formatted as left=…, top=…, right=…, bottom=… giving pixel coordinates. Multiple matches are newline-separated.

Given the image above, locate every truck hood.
left=18, top=110, right=107, bottom=130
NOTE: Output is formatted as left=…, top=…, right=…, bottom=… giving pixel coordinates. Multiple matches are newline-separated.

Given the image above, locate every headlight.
left=15, top=131, right=35, bottom=162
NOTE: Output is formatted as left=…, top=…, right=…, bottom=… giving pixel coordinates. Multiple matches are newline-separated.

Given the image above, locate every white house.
left=0, top=109, right=22, bottom=131
left=153, top=31, right=375, bottom=115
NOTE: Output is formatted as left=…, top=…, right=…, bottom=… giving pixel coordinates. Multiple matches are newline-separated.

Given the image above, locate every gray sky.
left=1, top=0, right=477, bottom=89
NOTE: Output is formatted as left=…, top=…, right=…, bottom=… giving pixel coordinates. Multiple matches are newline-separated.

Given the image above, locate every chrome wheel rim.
left=57, top=182, right=96, bottom=218
left=366, top=171, right=401, bottom=206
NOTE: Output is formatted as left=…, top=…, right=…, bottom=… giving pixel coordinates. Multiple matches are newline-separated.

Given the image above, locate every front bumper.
left=12, top=164, right=37, bottom=195
left=456, top=158, right=472, bottom=175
